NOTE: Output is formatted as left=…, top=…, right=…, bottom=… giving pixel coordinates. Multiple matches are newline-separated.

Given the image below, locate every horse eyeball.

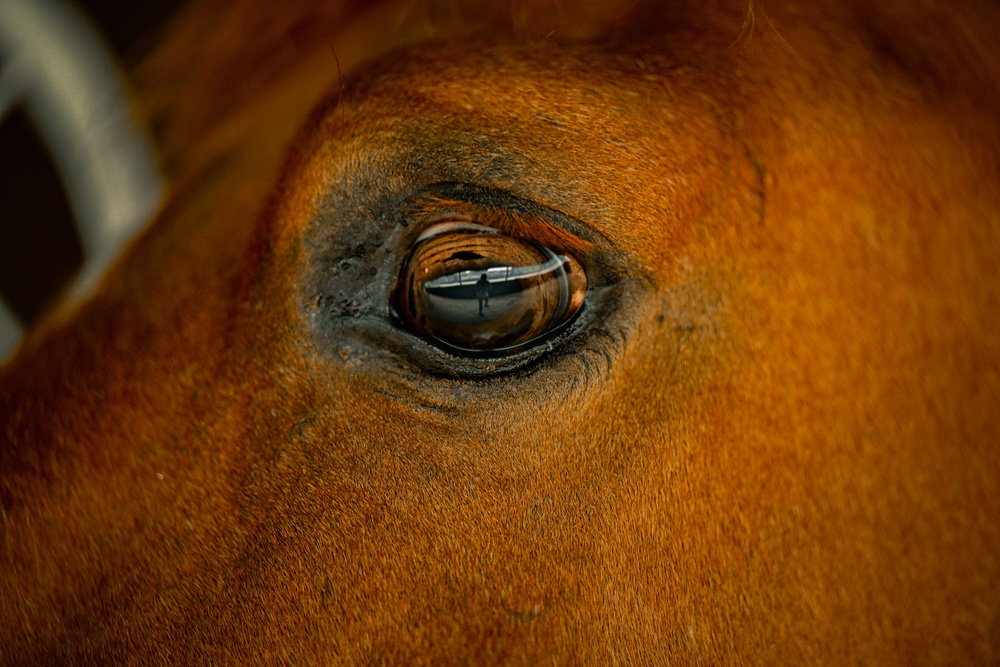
left=392, top=222, right=587, bottom=353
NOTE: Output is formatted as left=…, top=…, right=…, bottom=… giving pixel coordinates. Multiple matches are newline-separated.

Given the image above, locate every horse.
left=3, top=0, right=999, bottom=662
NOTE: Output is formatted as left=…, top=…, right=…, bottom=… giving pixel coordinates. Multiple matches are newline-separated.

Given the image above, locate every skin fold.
left=2, top=0, right=999, bottom=662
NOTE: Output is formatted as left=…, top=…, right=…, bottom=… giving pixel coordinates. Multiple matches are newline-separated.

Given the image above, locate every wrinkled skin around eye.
left=393, top=224, right=587, bottom=352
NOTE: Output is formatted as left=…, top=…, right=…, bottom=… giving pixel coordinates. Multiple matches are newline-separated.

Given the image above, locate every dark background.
left=0, top=0, right=183, bottom=325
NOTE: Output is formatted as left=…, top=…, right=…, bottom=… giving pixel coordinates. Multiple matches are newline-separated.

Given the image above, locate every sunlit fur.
left=2, top=0, right=1000, bottom=662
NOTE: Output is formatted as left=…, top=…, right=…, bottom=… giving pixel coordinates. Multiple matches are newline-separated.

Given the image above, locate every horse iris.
left=392, top=222, right=586, bottom=352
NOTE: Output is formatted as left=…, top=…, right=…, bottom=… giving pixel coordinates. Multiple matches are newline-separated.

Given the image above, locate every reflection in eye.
left=392, top=222, right=587, bottom=352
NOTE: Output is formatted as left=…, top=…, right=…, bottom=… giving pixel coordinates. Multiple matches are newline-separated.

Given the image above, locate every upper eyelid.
left=384, top=184, right=635, bottom=290
left=406, top=194, right=595, bottom=254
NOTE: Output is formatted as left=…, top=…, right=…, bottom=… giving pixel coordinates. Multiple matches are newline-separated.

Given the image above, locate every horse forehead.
left=280, top=42, right=741, bottom=272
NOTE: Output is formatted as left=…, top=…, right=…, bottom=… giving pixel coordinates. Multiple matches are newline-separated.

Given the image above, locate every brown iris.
left=392, top=221, right=587, bottom=352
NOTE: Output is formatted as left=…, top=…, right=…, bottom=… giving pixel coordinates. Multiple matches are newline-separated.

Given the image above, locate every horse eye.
left=392, top=222, right=587, bottom=353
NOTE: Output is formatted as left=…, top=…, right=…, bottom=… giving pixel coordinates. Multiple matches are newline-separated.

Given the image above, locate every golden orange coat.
left=2, top=0, right=1000, bottom=662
